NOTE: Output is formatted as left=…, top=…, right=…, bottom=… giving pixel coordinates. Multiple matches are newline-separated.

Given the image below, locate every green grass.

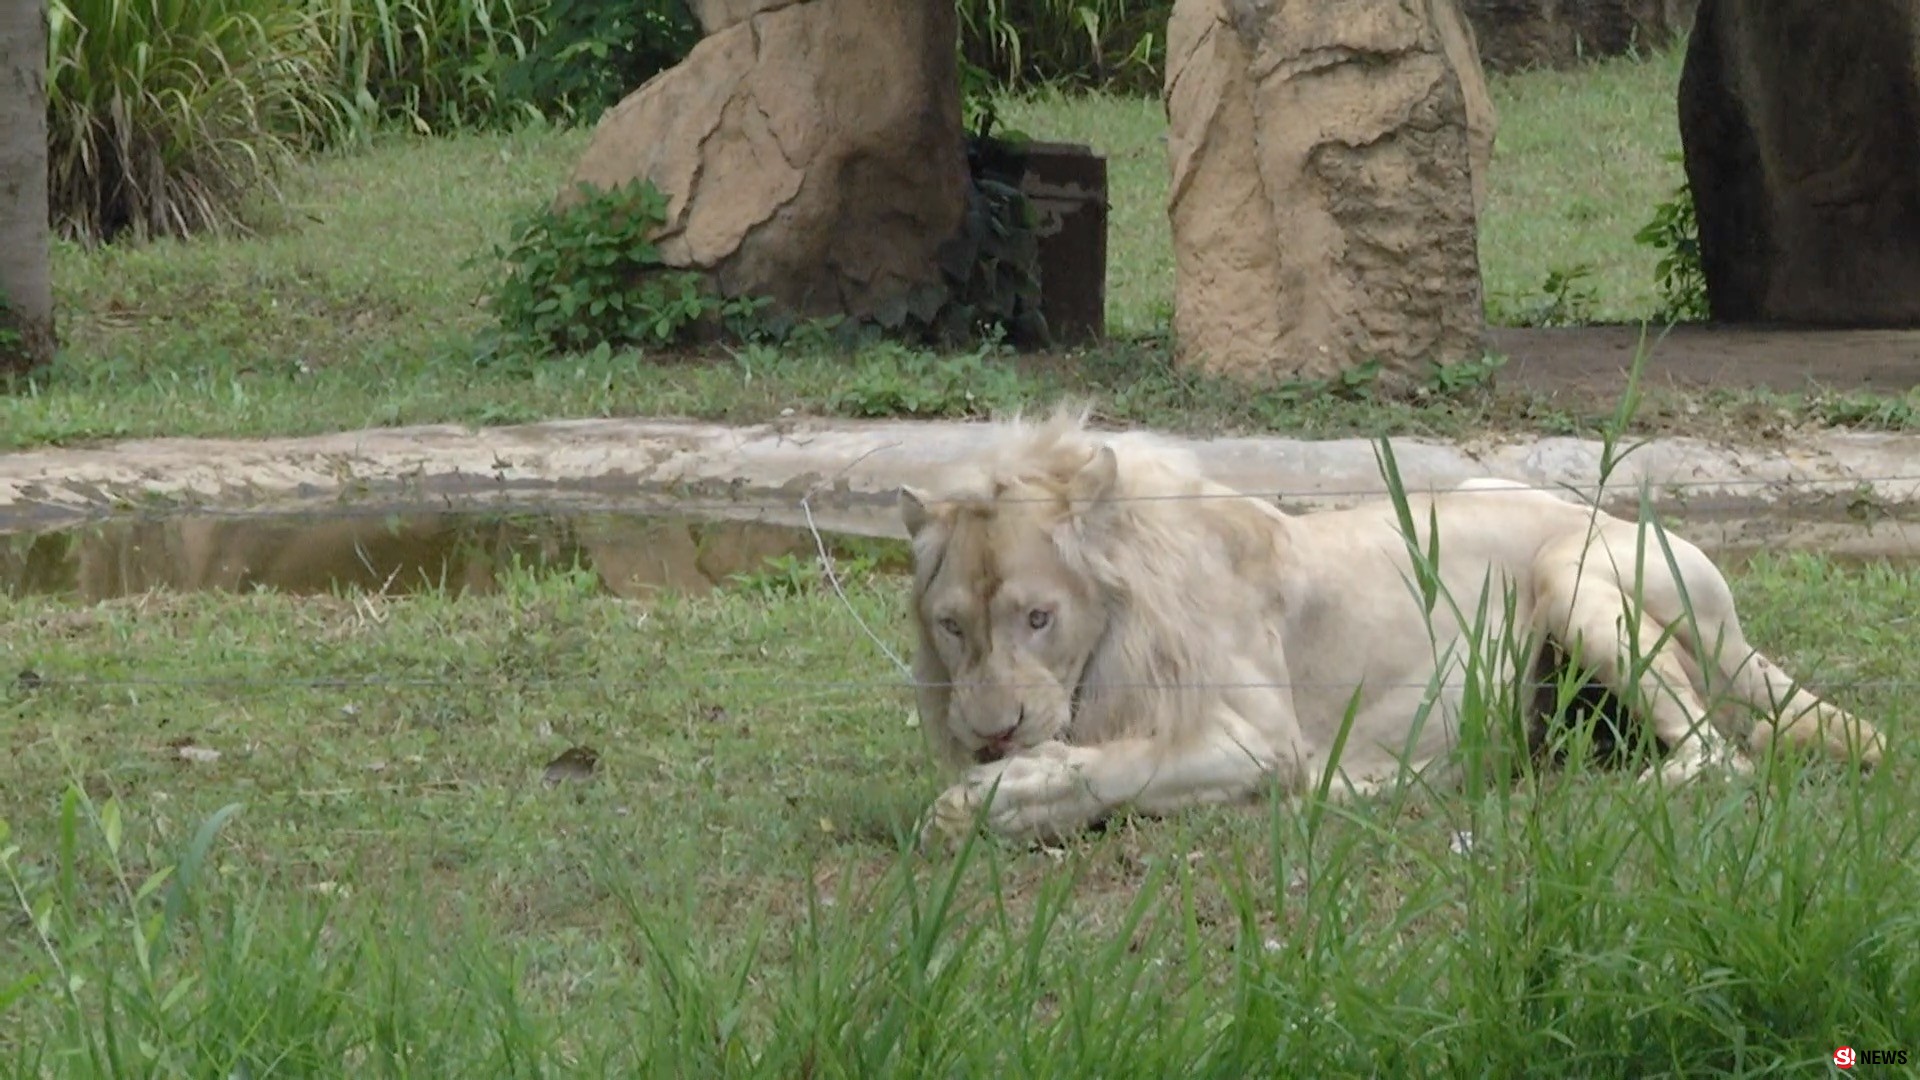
left=2, top=546, right=1916, bottom=1073
left=7, top=45, right=1917, bottom=454
left=1476, top=46, right=1692, bottom=322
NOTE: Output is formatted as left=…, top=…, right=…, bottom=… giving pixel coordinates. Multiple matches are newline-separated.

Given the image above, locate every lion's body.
left=901, top=409, right=1886, bottom=842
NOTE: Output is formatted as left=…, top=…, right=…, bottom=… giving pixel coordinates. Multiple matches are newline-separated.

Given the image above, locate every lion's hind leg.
left=1725, top=648, right=1887, bottom=769
left=1529, top=536, right=1750, bottom=785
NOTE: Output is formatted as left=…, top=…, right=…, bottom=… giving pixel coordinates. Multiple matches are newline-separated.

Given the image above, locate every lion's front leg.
left=923, top=718, right=1283, bottom=846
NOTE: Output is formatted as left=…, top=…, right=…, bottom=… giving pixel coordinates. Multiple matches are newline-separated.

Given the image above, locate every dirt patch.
left=1491, top=324, right=1920, bottom=397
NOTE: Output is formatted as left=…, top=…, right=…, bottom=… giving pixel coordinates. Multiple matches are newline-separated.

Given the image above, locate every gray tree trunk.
left=1, top=0, right=56, bottom=377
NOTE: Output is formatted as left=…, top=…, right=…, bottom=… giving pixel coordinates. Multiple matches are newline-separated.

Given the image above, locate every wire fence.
left=7, top=671, right=1916, bottom=696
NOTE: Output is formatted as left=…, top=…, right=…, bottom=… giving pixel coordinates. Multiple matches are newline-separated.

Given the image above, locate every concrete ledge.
left=3, top=417, right=1918, bottom=558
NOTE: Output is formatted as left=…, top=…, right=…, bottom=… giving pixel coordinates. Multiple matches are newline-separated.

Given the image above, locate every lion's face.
left=904, top=484, right=1109, bottom=764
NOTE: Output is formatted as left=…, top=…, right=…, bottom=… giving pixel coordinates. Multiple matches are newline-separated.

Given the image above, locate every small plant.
left=1422, top=353, right=1508, bottom=398
left=1331, top=357, right=1383, bottom=399
left=481, top=179, right=767, bottom=357
left=1808, top=390, right=1920, bottom=431
left=1635, top=162, right=1709, bottom=323
left=1255, top=359, right=1383, bottom=408
left=826, top=342, right=1026, bottom=419
left=727, top=551, right=877, bottom=599
left=1503, top=264, right=1600, bottom=328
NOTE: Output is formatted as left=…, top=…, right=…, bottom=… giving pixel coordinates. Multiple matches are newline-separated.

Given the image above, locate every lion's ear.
left=899, top=485, right=934, bottom=538
left=1068, top=444, right=1120, bottom=508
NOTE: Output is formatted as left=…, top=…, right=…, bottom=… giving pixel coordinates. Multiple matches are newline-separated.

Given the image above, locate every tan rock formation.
left=1165, top=0, right=1496, bottom=386
left=562, top=0, right=969, bottom=330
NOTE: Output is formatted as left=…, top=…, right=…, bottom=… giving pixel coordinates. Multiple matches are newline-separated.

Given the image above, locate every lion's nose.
left=979, top=705, right=1024, bottom=745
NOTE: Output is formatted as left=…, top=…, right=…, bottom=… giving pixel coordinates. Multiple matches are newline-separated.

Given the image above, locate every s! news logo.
left=1835, top=1046, right=1910, bottom=1069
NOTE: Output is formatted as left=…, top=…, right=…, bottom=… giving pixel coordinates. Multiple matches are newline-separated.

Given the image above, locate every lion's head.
left=900, top=443, right=1116, bottom=766
left=897, top=406, right=1269, bottom=773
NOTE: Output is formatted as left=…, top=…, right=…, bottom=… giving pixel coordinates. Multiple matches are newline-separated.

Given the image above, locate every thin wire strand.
left=803, top=492, right=911, bottom=677
left=7, top=472, right=1920, bottom=525
left=11, top=673, right=1918, bottom=694
left=6, top=469, right=1916, bottom=698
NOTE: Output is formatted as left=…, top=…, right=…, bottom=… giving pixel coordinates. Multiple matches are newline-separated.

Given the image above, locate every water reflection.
left=1, top=510, right=910, bottom=602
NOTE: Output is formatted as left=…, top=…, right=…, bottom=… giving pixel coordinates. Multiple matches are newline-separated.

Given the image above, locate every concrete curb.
left=3, top=416, right=1918, bottom=557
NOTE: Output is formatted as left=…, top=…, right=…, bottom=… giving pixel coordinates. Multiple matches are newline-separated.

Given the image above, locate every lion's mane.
left=908, top=405, right=1297, bottom=772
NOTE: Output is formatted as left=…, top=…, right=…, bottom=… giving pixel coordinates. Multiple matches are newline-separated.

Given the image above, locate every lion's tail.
left=1721, top=645, right=1887, bottom=769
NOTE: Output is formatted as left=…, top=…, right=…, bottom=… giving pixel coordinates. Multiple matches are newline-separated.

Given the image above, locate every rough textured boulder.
left=561, top=0, right=968, bottom=329
left=1678, top=0, right=1920, bottom=326
left=689, top=0, right=788, bottom=34
left=1165, top=0, right=1497, bottom=386
left=1461, top=0, right=1695, bottom=73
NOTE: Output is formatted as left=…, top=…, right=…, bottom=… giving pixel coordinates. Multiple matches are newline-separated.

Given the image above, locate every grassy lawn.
left=4, top=546, right=1917, bottom=1072
left=14, top=46, right=1910, bottom=453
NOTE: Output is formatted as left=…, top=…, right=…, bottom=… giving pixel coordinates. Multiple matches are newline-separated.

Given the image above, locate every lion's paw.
left=919, top=743, right=1101, bottom=848
left=918, top=781, right=986, bottom=851
left=1639, top=744, right=1754, bottom=787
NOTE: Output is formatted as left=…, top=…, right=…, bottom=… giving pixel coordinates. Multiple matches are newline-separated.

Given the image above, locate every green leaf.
left=101, top=798, right=123, bottom=856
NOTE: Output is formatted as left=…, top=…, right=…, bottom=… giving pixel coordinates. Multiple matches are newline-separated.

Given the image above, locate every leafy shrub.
left=497, top=0, right=700, bottom=124
left=46, top=0, right=346, bottom=243
left=891, top=120, right=1047, bottom=349
left=482, top=130, right=1047, bottom=359
left=481, top=179, right=767, bottom=356
left=312, top=0, right=549, bottom=136
left=1635, top=166, right=1709, bottom=323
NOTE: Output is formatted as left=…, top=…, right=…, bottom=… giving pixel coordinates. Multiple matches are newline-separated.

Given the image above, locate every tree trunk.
left=1, top=0, right=56, bottom=377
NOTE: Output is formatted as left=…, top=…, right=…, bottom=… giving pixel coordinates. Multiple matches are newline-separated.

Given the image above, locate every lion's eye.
left=1027, top=609, right=1052, bottom=631
left=939, top=617, right=964, bottom=637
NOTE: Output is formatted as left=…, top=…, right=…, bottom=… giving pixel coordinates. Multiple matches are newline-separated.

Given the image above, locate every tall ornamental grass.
left=45, top=0, right=344, bottom=243
left=956, top=0, right=1171, bottom=95
left=312, top=0, right=546, bottom=139
left=44, top=0, right=549, bottom=245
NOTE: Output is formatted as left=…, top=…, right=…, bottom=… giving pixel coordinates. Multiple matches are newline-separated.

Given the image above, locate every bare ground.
left=1491, top=324, right=1920, bottom=398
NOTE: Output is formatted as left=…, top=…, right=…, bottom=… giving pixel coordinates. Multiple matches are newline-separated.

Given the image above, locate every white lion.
left=899, top=406, right=1887, bottom=843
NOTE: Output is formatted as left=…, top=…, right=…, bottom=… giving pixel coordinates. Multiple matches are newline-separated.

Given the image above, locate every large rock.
left=1165, top=0, right=1497, bottom=387
left=561, top=0, right=968, bottom=329
left=689, top=0, right=790, bottom=35
left=1461, top=0, right=1696, bottom=73
left=1678, top=0, right=1920, bottom=326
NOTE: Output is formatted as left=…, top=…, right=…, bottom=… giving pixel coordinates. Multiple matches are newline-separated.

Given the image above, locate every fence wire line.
left=803, top=493, right=911, bottom=677
left=11, top=673, right=1918, bottom=695
left=7, top=469, right=1916, bottom=701
left=9, top=472, right=1920, bottom=526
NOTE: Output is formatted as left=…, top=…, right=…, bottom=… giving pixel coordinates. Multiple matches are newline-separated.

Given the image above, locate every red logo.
left=1836, top=1046, right=1857, bottom=1069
